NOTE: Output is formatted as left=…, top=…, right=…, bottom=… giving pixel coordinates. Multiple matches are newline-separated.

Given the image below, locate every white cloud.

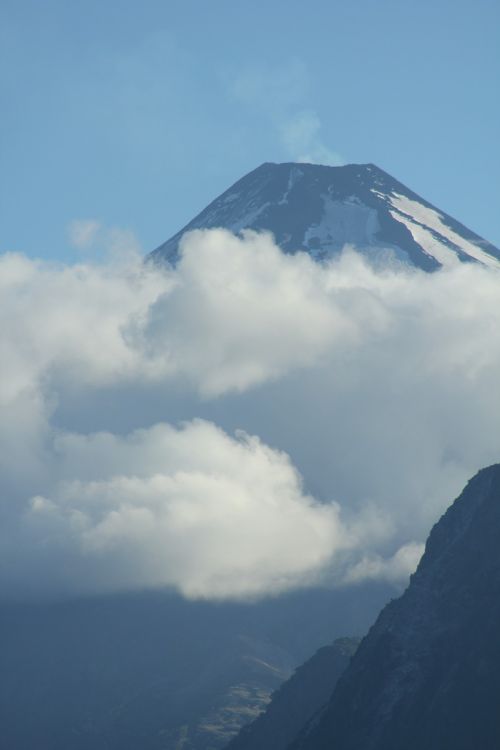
left=1, top=231, right=500, bottom=599
left=144, top=228, right=353, bottom=395
left=17, top=421, right=344, bottom=599
left=342, top=542, right=426, bottom=585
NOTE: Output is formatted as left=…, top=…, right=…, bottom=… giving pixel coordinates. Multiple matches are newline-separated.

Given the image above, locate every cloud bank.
left=1, top=230, right=500, bottom=599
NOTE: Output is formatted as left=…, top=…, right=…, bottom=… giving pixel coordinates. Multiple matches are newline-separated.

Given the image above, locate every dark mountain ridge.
left=289, top=463, right=500, bottom=750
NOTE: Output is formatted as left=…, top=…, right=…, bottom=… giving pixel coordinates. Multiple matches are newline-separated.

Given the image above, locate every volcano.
left=151, top=162, right=500, bottom=271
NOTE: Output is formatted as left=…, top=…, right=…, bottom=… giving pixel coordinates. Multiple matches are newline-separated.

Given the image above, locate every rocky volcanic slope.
left=226, top=638, right=359, bottom=750
left=151, top=162, right=500, bottom=271
left=289, top=464, right=500, bottom=750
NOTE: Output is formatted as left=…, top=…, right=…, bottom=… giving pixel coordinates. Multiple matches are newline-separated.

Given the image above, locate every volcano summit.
left=151, top=162, right=500, bottom=272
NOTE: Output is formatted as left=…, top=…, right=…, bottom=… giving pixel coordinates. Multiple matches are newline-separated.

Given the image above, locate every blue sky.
left=2, top=0, right=499, bottom=261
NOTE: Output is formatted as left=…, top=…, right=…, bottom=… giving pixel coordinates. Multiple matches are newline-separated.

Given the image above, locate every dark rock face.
left=225, top=638, right=359, bottom=750
left=290, top=464, right=500, bottom=750
left=150, top=162, right=500, bottom=271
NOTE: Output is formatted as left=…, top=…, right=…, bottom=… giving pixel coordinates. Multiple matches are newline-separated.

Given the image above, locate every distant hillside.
left=0, top=584, right=390, bottom=750
left=226, top=638, right=359, bottom=750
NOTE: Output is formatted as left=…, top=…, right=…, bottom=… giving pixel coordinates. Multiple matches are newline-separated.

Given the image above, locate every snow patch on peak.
left=230, top=201, right=272, bottom=233
left=389, top=193, right=500, bottom=270
left=279, top=166, right=305, bottom=205
left=223, top=192, right=240, bottom=204
left=303, top=196, right=381, bottom=258
left=388, top=210, right=461, bottom=268
left=287, top=165, right=304, bottom=189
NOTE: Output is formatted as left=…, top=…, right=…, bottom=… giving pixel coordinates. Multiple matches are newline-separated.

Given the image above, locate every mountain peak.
left=415, top=463, right=500, bottom=578
left=150, top=162, right=500, bottom=271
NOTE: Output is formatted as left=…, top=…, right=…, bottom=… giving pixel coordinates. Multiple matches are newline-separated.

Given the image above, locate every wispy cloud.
left=68, top=219, right=102, bottom=250
left=231, top=60, right=343, bottom=165
left=67, top=219, right=142, bottom=260
left=280, top=110, right=343, bottom=166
